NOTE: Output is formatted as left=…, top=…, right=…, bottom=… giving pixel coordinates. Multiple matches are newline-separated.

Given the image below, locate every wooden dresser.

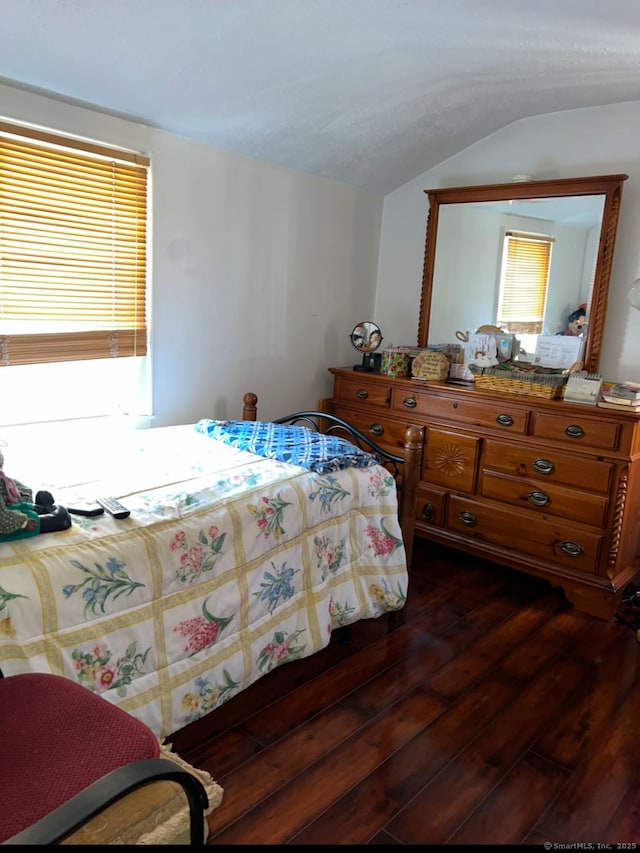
left=329, top=366, right=640, bottom=620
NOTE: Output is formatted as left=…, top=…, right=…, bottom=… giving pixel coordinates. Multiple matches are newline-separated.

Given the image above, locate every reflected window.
left=497, top=230, right=554, bottom=351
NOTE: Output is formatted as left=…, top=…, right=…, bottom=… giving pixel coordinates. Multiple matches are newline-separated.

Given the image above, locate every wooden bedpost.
left=243, top=392, right=258, bottom=421
left=398, top=425, right=423, bottom=569
left=316, top=397, right=335, bottom=434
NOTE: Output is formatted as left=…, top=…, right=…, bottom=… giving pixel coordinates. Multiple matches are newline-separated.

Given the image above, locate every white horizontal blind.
left=0, top=121, right=149, bottom=365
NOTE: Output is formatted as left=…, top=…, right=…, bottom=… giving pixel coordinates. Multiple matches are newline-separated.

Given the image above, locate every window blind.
left=0, top=121, right=149, bottom=366
left=498, top=230, right=554, bottom=335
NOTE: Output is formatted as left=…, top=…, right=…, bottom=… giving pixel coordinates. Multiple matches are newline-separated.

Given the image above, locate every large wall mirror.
left=416, top=174, right=627, bottom=374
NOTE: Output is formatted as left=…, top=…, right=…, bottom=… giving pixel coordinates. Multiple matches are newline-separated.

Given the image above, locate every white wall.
left=376, top=102, right=640, bottom=382
left=0, top=82, right=383, bottom=425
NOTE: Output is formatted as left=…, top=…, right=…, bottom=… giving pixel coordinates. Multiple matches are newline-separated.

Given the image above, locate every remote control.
left=96, top=497, right=131, bottom=520
left=68, top=502, right=105, bottom=517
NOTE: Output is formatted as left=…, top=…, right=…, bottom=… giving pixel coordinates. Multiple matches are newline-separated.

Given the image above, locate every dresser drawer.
left=447, top=495, right=602, bottom=574
left=483, top=439, right=612, bottom=493
left=480, top=471, right=608, bottom=528
left=332, top=407, right=414, bottom=456
left=391, top=389, right=528, bottom=434
left=416, top=485, right=447, bottom=527
left=531, top=411, right=621, bottom=451
left=333, top=376, right=391, bottom=409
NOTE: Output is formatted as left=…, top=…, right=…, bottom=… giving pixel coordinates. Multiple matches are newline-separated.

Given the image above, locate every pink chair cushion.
left=0, top=672, right=160, bottom=842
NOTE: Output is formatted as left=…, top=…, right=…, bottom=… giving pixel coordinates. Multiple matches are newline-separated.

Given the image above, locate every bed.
left=0, top=394, right=422, bottom=740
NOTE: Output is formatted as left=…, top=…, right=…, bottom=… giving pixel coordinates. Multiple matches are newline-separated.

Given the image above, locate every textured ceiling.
left=1, top=0, right=640, bottom=194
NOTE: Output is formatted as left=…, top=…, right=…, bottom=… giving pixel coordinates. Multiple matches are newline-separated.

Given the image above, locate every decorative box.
left=381, top=347, right=411, bottom=377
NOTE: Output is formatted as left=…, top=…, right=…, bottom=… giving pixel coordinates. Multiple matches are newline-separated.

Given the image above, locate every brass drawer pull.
left=533, top=458, right=554, bottom=475
left=369, top=423, right=384, bottom=437
left=356, top=388, right=369, bottom=400
left=402, top=397, right=417, bottom=409
left=565, top=424, right=584, bottom=439
left=528, top=490, right=550, bottom=507
left=458, top=510, right=477, bottom=526
left=496, top=414, right=513, bottom=427
left=561, top=541, right=583, bottom=557
left=421, top=503, right=434, bottom=522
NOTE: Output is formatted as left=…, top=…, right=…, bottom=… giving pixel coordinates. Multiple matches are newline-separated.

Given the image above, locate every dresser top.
left=329, top=366, right=640, bottom=420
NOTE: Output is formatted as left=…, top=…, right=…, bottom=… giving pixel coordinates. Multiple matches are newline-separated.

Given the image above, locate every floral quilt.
left=0, top=423, right=408, bottom=739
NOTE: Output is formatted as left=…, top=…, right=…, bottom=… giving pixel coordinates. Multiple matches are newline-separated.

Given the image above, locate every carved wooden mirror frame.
left=416, top=174, right=628, bottom=374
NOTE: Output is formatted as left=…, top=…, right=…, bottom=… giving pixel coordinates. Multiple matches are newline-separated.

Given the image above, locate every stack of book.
left=597, top=381, right=640, bottom=411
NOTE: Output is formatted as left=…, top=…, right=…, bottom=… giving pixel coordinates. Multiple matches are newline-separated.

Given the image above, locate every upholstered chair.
left=0, top=672, right=218, bottom=845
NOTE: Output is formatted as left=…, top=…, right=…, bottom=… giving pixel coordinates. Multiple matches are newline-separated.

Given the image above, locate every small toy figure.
left=559, top=304, right=587, bottom=337
left=0, top=449, right=71, bottom=542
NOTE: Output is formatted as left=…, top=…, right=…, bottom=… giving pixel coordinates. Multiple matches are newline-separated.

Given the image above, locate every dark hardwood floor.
left=171, top=538, right=640, bottom=845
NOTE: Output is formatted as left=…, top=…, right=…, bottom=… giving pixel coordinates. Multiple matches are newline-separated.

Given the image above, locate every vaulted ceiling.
left=1, top=0, right=640, bottom=194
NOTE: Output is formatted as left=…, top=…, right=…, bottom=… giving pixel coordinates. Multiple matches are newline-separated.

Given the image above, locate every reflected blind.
left=497, top=231, right=554, bottom=335
left=0, top=122, right=149, bottom=366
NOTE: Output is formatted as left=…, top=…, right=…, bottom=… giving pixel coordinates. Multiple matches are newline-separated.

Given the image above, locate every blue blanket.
left=195, top=419, right=379, bottom=474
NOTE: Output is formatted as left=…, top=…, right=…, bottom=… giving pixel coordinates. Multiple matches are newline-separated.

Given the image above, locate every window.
left=0, top=121, right=150, bottom=427
left=0, top=121, right=149, bottom=366
left=497, top=230, right=554, bottom=336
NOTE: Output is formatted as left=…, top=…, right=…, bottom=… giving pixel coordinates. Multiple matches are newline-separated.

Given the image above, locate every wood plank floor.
left=171, top=539, right=640, bottom=845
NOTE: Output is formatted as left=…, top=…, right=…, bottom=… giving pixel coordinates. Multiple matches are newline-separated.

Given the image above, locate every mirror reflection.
left=430, top=195, right=604, bottom=358
left=417, top=175, right=627, bottom=374
left=350, top=321, right=383, bottom=352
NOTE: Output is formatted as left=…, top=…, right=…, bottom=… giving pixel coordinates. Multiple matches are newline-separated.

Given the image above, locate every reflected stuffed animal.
left=0, top=450, right=71, bottom=542
left=560, top=304, right=587, bottom=337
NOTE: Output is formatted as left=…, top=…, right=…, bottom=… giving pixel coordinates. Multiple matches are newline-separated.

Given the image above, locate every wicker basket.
left=469, top=364, right=568, bottom=399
